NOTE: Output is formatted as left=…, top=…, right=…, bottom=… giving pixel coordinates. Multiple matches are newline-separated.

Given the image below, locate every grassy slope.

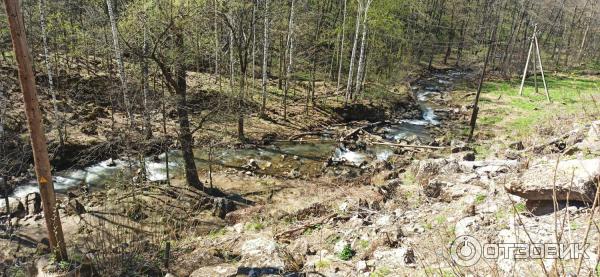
left=457, top=73, right=600, bottom=158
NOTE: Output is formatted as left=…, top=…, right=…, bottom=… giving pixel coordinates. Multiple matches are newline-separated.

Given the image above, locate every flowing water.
left=1, top=69, right=467, bottom=205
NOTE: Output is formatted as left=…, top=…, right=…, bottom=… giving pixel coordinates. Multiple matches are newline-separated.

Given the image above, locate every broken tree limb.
left=370, top=142, right=446, bottom=150
left=342, top=121, right=386, bottom=141
left=522, top=127, right=583, bottom=153
left=274, top=213, right=337, bottom=241
left=288, top=131, right=324, bottom=141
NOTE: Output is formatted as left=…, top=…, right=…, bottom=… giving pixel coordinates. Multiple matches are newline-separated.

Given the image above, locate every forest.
left=1, top=0, right=600, bottom=276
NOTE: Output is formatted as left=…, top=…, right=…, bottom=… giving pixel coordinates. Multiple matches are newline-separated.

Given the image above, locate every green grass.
left=372, top=267, right=391, bottom=277
left=513, top=203, right=527, bottom=214
left=475, top=74, right=600, bottom=139
left=358, top=239, right=370, bottom=250
left=208, top=228, right=228, bottom=238
left=475, top=194, right=487, bottom=204
left=402, top=170, right=416, bottom=185
left=434, top=215, right=447, bottom=225
left=338, top=244, right=355, bottom=261
left=245, top=219, right=265, bottom=232
left=315, top=259, right=331, bottom=270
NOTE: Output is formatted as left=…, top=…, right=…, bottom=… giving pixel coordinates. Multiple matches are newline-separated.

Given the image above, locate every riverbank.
left=3, top=67, right=599, bottom=276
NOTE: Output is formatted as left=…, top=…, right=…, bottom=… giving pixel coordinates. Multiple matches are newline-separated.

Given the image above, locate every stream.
left=1, top=69, right=468, bottom=206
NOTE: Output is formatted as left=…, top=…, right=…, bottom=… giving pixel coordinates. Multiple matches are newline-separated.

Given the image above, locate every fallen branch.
left=274, top=213, right=337, bottom=241
left=342, top=121, right=386, bottom=141
left=522, top=127, right=584, bottom=153
left=288, top=131, right=324, bottom=141
left=369, top=142, right=446, bottom=150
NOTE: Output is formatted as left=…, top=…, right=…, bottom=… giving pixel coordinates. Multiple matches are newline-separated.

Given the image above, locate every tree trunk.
left=141, top=14, right=152, bottom=140
left=345, top=0, right=362, bottom=104
left=354, top=0, right=372, bottom=97
left=309, top=1, right=325, bottom=110
left=260, top=0, right=270, bottom=116
left=214, top=0, right=220, bottom=84
left=443, top=8, right=455, bottom=65
left=39, top=0, right=64, bottom=148
left=251, top=0, right=257, bottom=97
left=336, top=0, right=347, bottom=93
left=174, top=33, right=203, bottom=190
left=4, top=0, right=68, bottom=260
left=283, top=0, right=295, bottom=120
left=106, top=0, right=133, bottom=126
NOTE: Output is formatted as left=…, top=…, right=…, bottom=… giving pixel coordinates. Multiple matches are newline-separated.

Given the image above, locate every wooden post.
left=532, top=42, right=539, bottom=94
left=468, top=27, right=496, bottom=141
left=518, top=26, right=536, bottom=96
left=534, top=34, right=550, bottom=102
left=3, top=0, right=68, bottom=261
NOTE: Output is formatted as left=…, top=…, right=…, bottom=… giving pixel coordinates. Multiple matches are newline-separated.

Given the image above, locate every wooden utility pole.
left=468, top=27, right=497, bottom=141
left=3, top=0, right=68, bottom=260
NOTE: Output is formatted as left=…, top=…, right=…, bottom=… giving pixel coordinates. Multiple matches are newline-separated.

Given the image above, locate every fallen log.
left=370, top=142, right=446, bottom=150
left=288, top=131, right=324, bottom=141
left=274, top=213, right=337, bottom=241
left=522, top=127, right=584, bottom=153
left=342, top=121, right=386, bottom=141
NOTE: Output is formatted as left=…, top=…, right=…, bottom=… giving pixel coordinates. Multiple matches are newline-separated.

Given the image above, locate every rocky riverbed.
left=3, top=68, right=598, bottom=276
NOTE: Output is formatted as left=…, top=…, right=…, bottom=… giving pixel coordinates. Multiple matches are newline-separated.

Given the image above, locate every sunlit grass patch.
left=475, top=74, right=600, bottom=140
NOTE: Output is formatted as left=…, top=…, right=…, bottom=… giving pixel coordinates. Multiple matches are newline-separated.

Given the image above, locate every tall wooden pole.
left=534, top=34, right=550, bottom=102
left=468, top=27, right=497, bottom=141
left=3, top=0, right=68, bottom=260
left=518, top=27, right=535, bottom=96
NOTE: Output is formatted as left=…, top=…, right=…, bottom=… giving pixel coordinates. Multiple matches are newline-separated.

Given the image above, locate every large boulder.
left=505, top=159, right=600, bottom=202
left=578, top=121, right=600, bottom=152
left=239, top=237, right=284, bottom=274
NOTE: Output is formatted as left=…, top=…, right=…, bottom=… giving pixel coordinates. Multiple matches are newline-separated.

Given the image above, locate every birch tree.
left=354, top=0, right=372, bottom=96
left=106, top=0, right=133, bottom=126
left=283, top=0, right=295, bottom=120
left=345, top=0, right=363, bottom=104
left=260, top=0, right=270, bottom=116
left=336, top=0, right=347, bottom=92
left=214, top=0, right=220, bottom=84
left=39, top=0, right=64, bottom=147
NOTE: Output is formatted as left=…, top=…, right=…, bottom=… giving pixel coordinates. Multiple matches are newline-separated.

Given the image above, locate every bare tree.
left=39, top=0, right=65, bottom=148
left=260, top=0, right=270, bottom=116
left=336, top=0, right=348, bottom=92
left=141, top=10, right=152, bottom=139
left=106, top=0, right=133, bottom=126
left=283, top=0, right=295, bottom=120
left=151, top=16, right=203, bottom=190
left=345, top=0, right=363, bottom=104
left=354, top=0, right=372, bottom=96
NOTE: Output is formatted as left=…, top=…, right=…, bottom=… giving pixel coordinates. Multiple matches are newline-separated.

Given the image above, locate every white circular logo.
left=450, top=235, right=482, bottom=267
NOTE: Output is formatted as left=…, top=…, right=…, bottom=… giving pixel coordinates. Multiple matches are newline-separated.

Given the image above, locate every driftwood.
left=288, top=131, right=324, bottom=141
left=342, top=121, right=386, bottom=141
left=274, top=213, right=337, bottom=241
left=370, top=142, right=446, bottom=150
left=523, top=127, right=583, bottom=153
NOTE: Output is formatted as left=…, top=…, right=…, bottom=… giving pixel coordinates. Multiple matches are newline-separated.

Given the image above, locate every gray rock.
left=455, top=216, right=477, bottom=236
left=356, top=260, right=367, bottom=272
left=578, top=121, right=600, bottom=152
left=240, top=237, right=284, bottom=270
left=505, top=159, right=600, bottom=202
left=372, top=247, right=414, bottom=269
